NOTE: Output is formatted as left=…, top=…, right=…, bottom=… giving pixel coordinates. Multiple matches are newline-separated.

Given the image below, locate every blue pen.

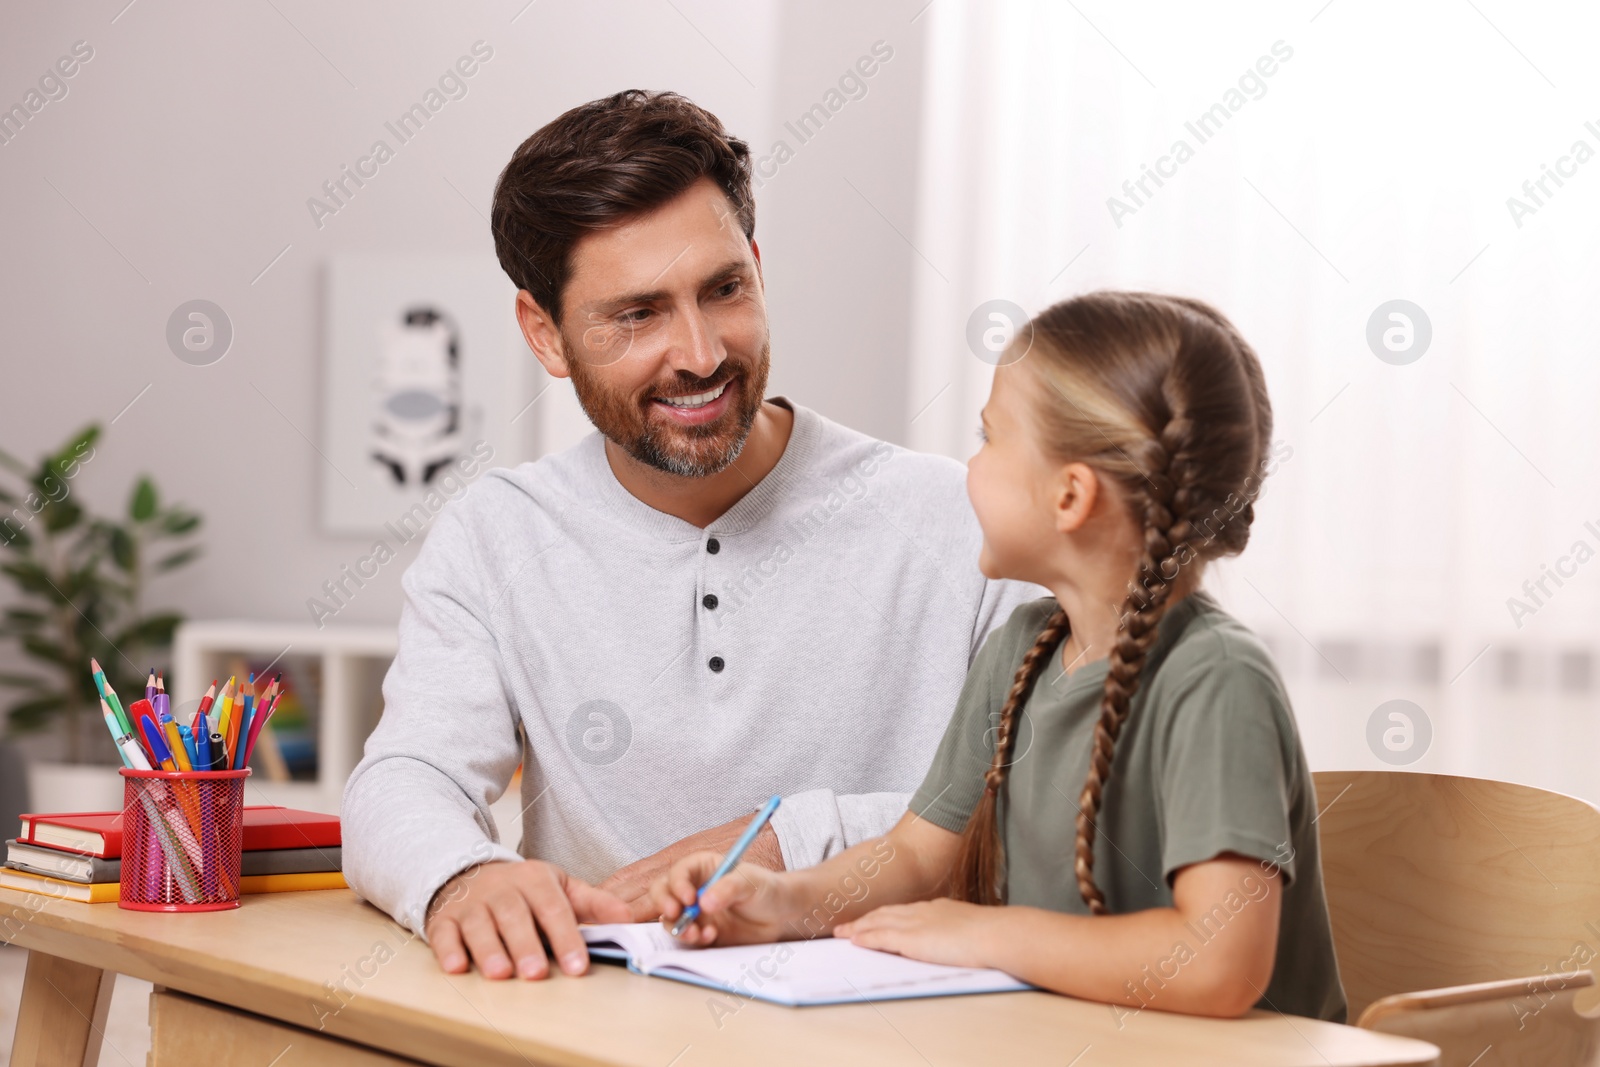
left=140, top=715, right=177, bottom=770
left=195, top=710, right=212, bottom=771
left=178, top=722, right=199, bottom=767
left=670, top=795, right=782, bottom=937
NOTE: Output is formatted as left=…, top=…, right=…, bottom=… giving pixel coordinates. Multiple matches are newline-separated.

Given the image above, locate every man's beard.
left=563, top=335, right=771, bottom=478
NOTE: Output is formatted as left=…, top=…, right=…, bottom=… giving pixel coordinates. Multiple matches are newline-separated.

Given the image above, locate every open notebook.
left=581, top=923, right=1030, bottom=1007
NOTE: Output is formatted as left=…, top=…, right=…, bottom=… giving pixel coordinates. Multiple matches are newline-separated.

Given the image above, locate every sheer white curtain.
left=907, top=1, right=1600, bottom=785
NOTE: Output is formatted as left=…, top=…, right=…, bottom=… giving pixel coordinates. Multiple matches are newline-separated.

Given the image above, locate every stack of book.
left=2, top=804, right=344, bottom=903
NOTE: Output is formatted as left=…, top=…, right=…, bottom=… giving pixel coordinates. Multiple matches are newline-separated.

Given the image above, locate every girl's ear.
left=1053, top=461, right=1100, bottom=534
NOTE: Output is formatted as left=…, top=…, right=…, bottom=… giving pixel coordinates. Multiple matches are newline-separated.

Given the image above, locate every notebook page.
left=645, top=936, right=1029, bottom=1004
left=581, top=922, right=679, bottom=961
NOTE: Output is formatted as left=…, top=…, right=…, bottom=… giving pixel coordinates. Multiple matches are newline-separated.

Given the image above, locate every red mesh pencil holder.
left=119, top=767, right=250, bottom=911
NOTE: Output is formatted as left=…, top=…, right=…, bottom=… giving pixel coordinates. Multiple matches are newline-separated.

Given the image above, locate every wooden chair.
left=1362, top=971, right=1600, bottom=1066
left=1313, top=770, right=1600, bottom=1066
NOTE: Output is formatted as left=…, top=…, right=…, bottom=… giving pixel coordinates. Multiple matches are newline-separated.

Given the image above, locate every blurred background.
left=0, top=0, right=1596, bottom=894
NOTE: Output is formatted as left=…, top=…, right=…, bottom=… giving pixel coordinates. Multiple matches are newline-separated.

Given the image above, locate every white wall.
left=0, top=0, right=929, bottom=752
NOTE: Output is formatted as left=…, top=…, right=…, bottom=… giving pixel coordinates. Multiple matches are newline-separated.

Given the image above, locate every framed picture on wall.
left=320, top=254, right=529, bottom=534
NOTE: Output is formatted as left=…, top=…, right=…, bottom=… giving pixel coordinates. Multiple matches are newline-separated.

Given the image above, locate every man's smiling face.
left=550, top=176, right=770, bottom=478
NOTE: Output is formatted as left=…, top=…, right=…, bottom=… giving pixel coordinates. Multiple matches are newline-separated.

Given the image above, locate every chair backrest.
left=1313, top=770, right=1600, bottom=1022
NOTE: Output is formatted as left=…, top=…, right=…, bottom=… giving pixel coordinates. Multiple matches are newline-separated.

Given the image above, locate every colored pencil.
left=241, top=691, right=278, bottom=768
left=89, top=658, right=133, bottom=738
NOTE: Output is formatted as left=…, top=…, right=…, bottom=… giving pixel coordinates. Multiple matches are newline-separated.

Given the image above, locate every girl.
left=651, top=291, right=1346, bottom=1022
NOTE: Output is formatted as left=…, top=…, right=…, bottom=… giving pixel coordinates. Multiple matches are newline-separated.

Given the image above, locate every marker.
left=117, top=735, right=152, bottom=771
left=127, top=698, right=161, bottom=764
left=140, top=716, right=177, bottom=771
left=176, top=722, right=199, bottom=768
left=162, top=720, right=192, bottom=771
left=207, top=733, right=229, bottom=771
left=669, top=795, right=782, bottom=937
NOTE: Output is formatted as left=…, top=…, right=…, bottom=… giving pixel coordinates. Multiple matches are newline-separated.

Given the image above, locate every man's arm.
left=342, top=506, right=528, bottom=934
left=343, top=505, right=627, bottom=977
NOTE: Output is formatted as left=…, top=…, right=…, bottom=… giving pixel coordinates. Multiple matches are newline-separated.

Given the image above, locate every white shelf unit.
left=172, top=621, right=398, bottom=815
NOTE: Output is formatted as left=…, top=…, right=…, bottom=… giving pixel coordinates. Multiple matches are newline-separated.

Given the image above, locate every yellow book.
left=0, top=866, right=345, bottom=903
left=238, top=871, right=347, bottom=894
left=0, top=867, right=119, bottom=903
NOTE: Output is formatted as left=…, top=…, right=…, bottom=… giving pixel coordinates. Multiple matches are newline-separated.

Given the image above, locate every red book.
left=17, top=805, right=341, bottom=858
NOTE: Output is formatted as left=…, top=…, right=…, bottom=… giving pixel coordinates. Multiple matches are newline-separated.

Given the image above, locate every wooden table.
left=2, top=888, right=1441, bottom=1066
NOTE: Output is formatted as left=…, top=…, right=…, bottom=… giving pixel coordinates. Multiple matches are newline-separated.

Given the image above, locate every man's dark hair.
left=490, top=90, right=755, bottom=327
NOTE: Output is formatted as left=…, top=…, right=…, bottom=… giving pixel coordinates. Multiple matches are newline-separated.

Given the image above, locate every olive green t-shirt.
left=910, top=593, right=1347, bottom=1023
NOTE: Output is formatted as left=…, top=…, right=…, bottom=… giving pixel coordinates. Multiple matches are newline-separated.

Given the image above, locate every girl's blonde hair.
left=951, top=291, right=1274, bottom=913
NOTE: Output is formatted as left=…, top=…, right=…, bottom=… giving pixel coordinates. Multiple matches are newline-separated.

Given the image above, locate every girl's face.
left=966, top=364, right=1069, bottom=586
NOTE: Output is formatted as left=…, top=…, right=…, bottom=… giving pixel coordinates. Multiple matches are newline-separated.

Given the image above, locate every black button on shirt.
left=706, top=538, right=720, bottom=554
left=708, top=656, right=725, bottom=672
left=702, top=594, right=718, bottom=610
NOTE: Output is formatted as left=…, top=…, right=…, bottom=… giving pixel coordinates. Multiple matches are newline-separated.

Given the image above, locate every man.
left=343, top=89, right=1039, bottom=982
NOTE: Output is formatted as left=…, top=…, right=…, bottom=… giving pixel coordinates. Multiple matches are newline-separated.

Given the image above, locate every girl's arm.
left=837, top=853, right=1282, bottom=1018
left=652, top=810, right=962, bottom=945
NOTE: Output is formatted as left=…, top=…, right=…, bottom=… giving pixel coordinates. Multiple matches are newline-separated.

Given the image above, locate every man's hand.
left=425, top=859, right=630, bottom=980
left=598, top=815, right=785, bottom=922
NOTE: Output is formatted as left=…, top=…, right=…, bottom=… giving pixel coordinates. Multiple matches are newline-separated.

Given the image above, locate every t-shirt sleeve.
left=908, top=605, right=1037, bottom=834
left=1155, top=651, right=1300, bottom=888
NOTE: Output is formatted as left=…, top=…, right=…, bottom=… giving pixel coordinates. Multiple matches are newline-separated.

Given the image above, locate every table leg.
left=9, top=950, right=115, bottom=1067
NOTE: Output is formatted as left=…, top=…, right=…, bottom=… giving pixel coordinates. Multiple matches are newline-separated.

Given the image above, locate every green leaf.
left=161, top=510, right=201, bottom=536
left=113, top=611, right=182, bottom=649
left=109, top=525, right=136, bottom=572
left=0, top=608, right=48, bottom=637
left=129, top=477, right=157, bottom=522
left=155, top=546, right=202, bottom=573
left=0, top=672, right=48, bottom=690
left=6, top=694, right=69, bottom=733
left=52, top=425, right=99, bottom=472
left=53, top=564, right=94, bottom=602
left=41, top=498, right=82, bottom=533
left=1, top=561, right=58, bottom=597
left=0, top=521, right=30, bottom=550
left=20, top=635, right=72, bottom=668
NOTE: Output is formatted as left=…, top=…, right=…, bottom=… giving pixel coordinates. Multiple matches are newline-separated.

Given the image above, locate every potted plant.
left=0, top=425, right=203, bottom=812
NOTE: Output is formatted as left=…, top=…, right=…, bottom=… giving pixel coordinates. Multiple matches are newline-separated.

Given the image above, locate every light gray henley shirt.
left=343, top=399, right=1040, bottom=936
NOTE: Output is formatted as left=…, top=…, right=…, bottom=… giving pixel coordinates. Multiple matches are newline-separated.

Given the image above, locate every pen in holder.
left=119, top=767, right=249, bottom=911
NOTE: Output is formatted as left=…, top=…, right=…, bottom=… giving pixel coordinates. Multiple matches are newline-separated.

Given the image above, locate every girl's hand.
left=834, top=899, right=998, bottom=969
left=650, top=850, right=799, bottom=946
